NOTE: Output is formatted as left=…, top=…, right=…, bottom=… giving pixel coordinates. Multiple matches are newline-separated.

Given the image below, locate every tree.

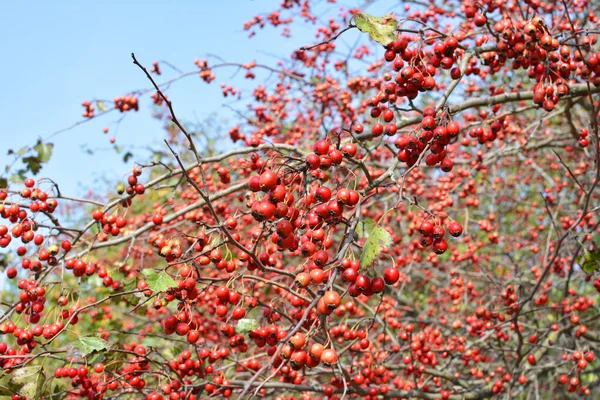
left=1, top=1, right=600, bottom=399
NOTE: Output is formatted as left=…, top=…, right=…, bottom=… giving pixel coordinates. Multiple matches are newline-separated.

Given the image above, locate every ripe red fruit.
left=152, top=214, right=163, bottom=225
left=328, top=149, right=343, bottom=164
left=314, top=186, right=332, bottom=203
left=259, top=170, right=278, bottom=191
left=309, top=343, right=324, bottom=360
left=422, top=116, right=436, bottom=130
left=6, top=267, right=17, bottom=279
left=419, top=220, right=434, bottom=236
left=372, top=123, right=384, bottom=137
left=433, top=238, right=448, bottom=254
left=290, top=349, right=307, bottom=370
left=187, top=330, right=200, bottom=343
left=355, top=274, right=371, bottom=292
left=93, top=363, right=104, bottom=373
left=289, top=333, right=306, bottom=349
left=341, top=143, right=357, bottom=158
left=418, top=233, right=433, bottom=247
left=320, top=349, right=338, bottom=366
left=370, top=276, right=385, bottom=293
left=322, top=291, right=341, bottom=310
left=383, top=267, right=400, bottom=285
left=448, top=221, right=463, bottom=237
left=313, top=250, right=328, bottom=267
left=231, top=307, right=246, bottom=320
left=314, top=140, right=330, bottom=155
left=474, top=13, right=486, bottom=26
left=61, top=240, right=72, bottom=251
left=432, top=225, right=445, bottom=239
left=342, top=268, right=358, bottom=283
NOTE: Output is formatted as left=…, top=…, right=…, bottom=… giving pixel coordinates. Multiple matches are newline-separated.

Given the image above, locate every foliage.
left=1, top=1, right=600, bottom=400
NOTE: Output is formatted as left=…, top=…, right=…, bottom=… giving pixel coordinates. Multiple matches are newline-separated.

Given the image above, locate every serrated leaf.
left=582, top=259, right=598, bottom=273
left=10, top=365, right=44, bottom=399
left=355, top=219, right=376, bottom=239
left=578, top=250, right=600, bottom=273
left=143, top=269, right=177, bottom=292
left=21, top=156, right=42, bottom=175
left=75, top=336, right=109, bottom=356
left=360, top=226, right=393, bottom=268
left=236, top=318, right=258, bottom=333
left=96, top=100, right=107, bottom=112
left=354, top=12, right=397, bottom=46
left=34, top=139, right=53, bottom=163
left=121, top=276, right=138, bottom=292
left=0, top=372, right=14, bottom=396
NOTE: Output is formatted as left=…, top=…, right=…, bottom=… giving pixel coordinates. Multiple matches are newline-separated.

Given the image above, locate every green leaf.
left=75, top=336, right=109, bottom=356
left=355, top=219, right=376, bottom=239
left=0, top=177, right=7, bottom=189
left=360, top=225, right=393, bottom=268
left=353, top=12, right=397, bottom=46
left=121, top=276, right=138, bottom=292
left=9, top=365, right=45, bottom=399
left=6, top=147, right=28, bottom=157
left=96, top=100, right=107, bottom=112
left=578, top=250, right=600, bottom=273
left=143, top=269, right=177, bottom=292
left=0, top=372, right=13, bottom=396
left=123, top=152, right=133, bottom=163
left=34, top=139, right=53, bottom=163
left=236, top=318, right=258, bottom=334
left=21, top=156, right=42, bottom=175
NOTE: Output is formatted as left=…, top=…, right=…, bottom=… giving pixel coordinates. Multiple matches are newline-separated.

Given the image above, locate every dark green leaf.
left=354, top=12, right=397, bottom=46
left=123, top=152, right=133, bottom=163
left=578, top=249, right=600, bottom=273
left=21, top=156, right=42, bottom=175
left=0, top=177, right=7, bottom=189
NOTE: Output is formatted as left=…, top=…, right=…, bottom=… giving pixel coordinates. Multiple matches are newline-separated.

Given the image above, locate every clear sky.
left=0, top=1, right=342, bottom=196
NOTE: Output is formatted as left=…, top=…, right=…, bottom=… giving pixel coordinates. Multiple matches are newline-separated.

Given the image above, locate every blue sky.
left=0, top=1, right=343, bottom=196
